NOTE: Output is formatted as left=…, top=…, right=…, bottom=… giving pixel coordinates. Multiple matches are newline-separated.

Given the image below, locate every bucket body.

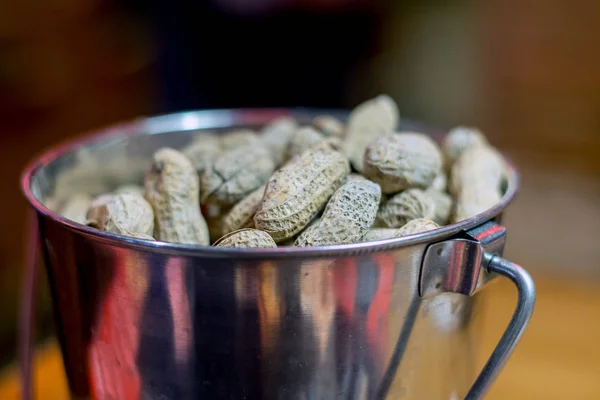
left=21, top=109, right=532, bottom=400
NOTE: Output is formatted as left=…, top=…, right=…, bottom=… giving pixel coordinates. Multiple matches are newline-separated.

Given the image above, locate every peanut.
left=363, top=218, right=440, bottom=241
left=375, top=188, right=433, bottom=228
left=449, top=145, right=506, bottom=222
left=214, top=228, right=277, bottom=248
left=343, top=95, right=399, bottom=172
left=424, top=188, right=453, bottom=225
left=294, top=180, right=381, bottom=246
left=220, top=129, right=260, bottom=151
left=430, top=172, right=448, bottom=192
left=58, top=193, right=93, bottom=224
left=260, top=116, right=298, bottom=166
left=288, top=126, right=326, bottom=158
left=53, top=94, right=510, bottom=248
left=442, top=126, right=488, bottom=168
left=86, top=193, right=154, bottom=237
left=181, top=132, right=222, bottom=175
left=345, top=173, right=368, bottom=183
left=144, top=147, right=210, bottom=245
left=397, top=218, right=440, bottom=235
left=312, top=115, right=345, bottom=138
left=362, top=228, right=399, bottom=241
left=364, top=132, right=443, bottom=194
left=115, top=184, right=145, bottom=197
left=200, top=143, right=275, bottom=206
left=221, top=184, right=266, bottom=235
left=452, top=187, right=501, bottom=223
left=449, top=145, right=506, bottom=197
left=254, top=147, right=350, bottom=242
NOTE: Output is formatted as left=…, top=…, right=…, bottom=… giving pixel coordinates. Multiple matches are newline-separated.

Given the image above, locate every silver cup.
left=20, top=109, right=535, bottom=400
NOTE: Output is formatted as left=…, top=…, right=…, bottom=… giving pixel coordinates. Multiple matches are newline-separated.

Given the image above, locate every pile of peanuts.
left=51, top=95, right=507, bottom=248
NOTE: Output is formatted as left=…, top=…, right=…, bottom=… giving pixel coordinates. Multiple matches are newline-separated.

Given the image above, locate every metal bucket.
left=20, top=109, right=535, bottom=400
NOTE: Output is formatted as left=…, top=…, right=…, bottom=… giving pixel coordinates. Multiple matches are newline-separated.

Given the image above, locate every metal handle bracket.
left=419, top=221, right=536, bottom=399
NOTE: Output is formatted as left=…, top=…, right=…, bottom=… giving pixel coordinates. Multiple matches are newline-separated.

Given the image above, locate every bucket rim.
left=20, top=107, right=519, bottom=259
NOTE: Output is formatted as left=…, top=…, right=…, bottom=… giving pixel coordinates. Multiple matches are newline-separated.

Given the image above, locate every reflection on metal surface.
left=420, top=239, right=483, bottom=298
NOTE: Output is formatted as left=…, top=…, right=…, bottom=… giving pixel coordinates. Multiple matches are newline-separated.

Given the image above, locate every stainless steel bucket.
left=20, top=109, right=535, bottom=400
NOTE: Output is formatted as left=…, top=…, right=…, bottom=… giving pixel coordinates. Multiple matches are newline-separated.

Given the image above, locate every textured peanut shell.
left=294, top=180, right=381, bottom=247
left=362, top=228, right=400, bottom=242
left=254, top=148, right=350, bottom=242
left=260, top=116, right=298, bottom=166
left=59, top=193, right=93, bottom=224
left=288, top=126, right=326, bottom=158
left=364, top=132, right=443, bottom=194
left=220, top=129, right=260, bottom=151
left=90, top=193, right=116, bottom=208
left=375, top=188, right=433, bottom=228
left=200, top=143, right=275, bottom=206
left=181, top=133, right=222, bottom=175
left=424, top=189, right=453, bottom=225
left=221, top=184, right=266, bottom=235
left=442, top=126, right=488, bottom=168
left=114, top=184, right=145, bottom=197
left=345, top=173, right=368, bottom=183
left=213, top=228, right=277, bottom=248
left=343, top=95, right=399, bottom=172
left=363, top=218, right=439, bottom=241
left=396, top=218, right=440, bottom=236
left=430, top=172, right=448, bottom=192
left=86, top=193, right=154, bottom=237
left=452, top=188, right=502, bottom=223
left=449, top=145, right=506, bottom=197
left=144, top=148, right=210, bottom=245
left=312, top=115, right=345, bottom=138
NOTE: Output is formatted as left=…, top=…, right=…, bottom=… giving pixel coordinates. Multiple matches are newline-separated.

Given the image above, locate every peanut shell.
left=201, top=143, right=275, bottom=206
left=343, top=95, right=399, bottom=172
left=397, top=218, right=440, bottom=236
left=430, top=172, right=448, bottom=192
left=221, top=184, right=266, bottom=235
left=59, top=193, right=93, bottom=224
left=144, top=147, right=210, bottom=245
left=86, top=193, right=154, bottom=237
left=449, top=145, right=506, bottom=197
left=424, top=189, right=453, bottom=225
left=452, top=188, right=502, bottom=223
left=442, top=126, right=488, bottom=168
left=181, top=132, right=222, bottom=175
left=114, top=184, right=145, bottom=197
left=375, top=188, right=433, bottom=228
left=312, top=115, right=345, bottom=138
left=364, top=132, right=443, bottom=194
left=288, top=126, right=326, bottom=158
left=294, top=180, right=381, bottom=247
left=260, top=116, right=298, bottom=166
left=220, top=129, right=260, bottom=151
left=254, top=148, right=350, bottom=242
left=363, top=218, right=439, bottom=241
left=213, top=228, right=277, bottom=248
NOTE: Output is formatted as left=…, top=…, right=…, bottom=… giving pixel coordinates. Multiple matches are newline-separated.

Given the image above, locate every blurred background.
left=1, top=0, right=599, bottom=398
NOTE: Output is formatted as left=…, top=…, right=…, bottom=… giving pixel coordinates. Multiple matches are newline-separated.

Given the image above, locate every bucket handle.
left=464, top=254, right=536, bottom=399
left=417, top=220, right=536, bottom=399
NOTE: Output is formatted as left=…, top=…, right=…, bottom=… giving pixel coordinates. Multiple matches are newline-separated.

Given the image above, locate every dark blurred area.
left=1, top=0, right=599, bottom=398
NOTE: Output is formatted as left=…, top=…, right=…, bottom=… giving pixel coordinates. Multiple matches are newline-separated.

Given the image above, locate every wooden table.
left=2, top=272, right=599, bottom=399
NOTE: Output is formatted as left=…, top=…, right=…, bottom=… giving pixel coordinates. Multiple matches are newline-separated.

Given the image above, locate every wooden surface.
left=1, top=272, right=599, bottom=399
